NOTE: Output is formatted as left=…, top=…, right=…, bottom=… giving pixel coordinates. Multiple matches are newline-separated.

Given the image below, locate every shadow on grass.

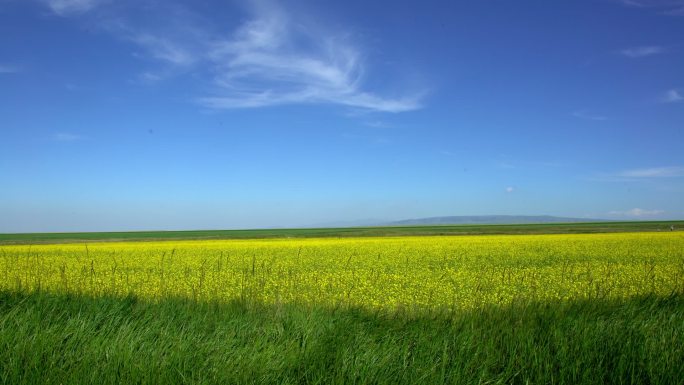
left=1, top=291, right=682, bottom=385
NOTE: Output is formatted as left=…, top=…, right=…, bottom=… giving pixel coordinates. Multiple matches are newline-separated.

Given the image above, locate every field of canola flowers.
left=2, top=232, right=683, bottom=311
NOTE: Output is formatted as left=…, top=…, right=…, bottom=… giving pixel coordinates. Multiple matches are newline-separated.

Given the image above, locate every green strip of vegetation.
left=1, top=291, right=682, bottom=385
left=1, top=220, right=683, bottom=244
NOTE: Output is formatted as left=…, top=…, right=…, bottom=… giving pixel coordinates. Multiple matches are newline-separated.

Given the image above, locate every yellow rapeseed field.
left=2, top=232, right=683, bottom=311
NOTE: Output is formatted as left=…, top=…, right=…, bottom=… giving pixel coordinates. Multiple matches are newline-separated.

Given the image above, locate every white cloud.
left=93, top=16, right=204, bottom=70
left=608, top=208, right=664, bottom=217
left=618, top=0, right=684, bottom=7
left=617, top=0, right=684, bottom=14
left=618, top=0, right=646, bottom=6
left=199, top=2, right=423, bottom=112
left=505, top=186, right=514, bottom=193
left=53, top=132, right=82, bottom=141
left=663, top=89, right=683, bottom=103
left=572, top=110, right=608, bottom=121
left=43, top=0, right=101, bottom=16
left=619, top=46, right=664, bottom=58
left=592, top=166, right=684, bottom=182
left=130, top=33, right=196, bottom=66
left=37, top=0, right=423, bottom=113
left=138, top=71, right=165, bottom=83
left=364, top=120, right=392, bottom=128
left=617, top=166, right=684, bottom=178
left=665, top=6, right=684, bottom=15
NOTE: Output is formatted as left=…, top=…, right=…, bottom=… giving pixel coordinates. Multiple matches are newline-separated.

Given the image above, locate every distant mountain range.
left=303, top=215, right=606, bottom=229
left=386, top=215, right=605, bottom=226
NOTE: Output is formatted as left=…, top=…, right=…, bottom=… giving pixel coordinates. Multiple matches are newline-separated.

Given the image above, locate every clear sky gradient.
left=2, top=0, right=684, bottom=232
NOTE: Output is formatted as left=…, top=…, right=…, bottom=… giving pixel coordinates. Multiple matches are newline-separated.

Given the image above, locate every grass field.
left=1, top=220, right=683, bottom=244
left=1, top=231, right=683, bottom=384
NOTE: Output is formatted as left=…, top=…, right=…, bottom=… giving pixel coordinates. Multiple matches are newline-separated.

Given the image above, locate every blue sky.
left=1, top=0, right=684, bottom=232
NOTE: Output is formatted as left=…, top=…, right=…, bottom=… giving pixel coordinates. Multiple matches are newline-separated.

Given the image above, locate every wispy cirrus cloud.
left=363, top=120, right=392, bottom=128
left=199, top=3, right=423, bottom=112
left=618, top=0, right=680, bottom=7
left=619, top=45, right=664, bottom=58
left=617, top=166, right=684, bottom=178
left=130, top=33, right=196, bottom=67
left=43, top=0, right=103, bottom=16
left=41, top=0, right=199, bottom=67
left=608, top=208, right=664, bottom=217
left=38, top=0, right=424, bottom=113
left=666, top=7, right=684, bottom=14
left=591, top=166, right=684, bottom=182
left=662, top=89, right=683, bottom=103
left=616, top=0, right=684, bottom=14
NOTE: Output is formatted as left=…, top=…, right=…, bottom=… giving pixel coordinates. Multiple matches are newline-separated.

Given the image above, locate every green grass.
left=1, top=220, right=683, bottom=244
left=1, top=291, right=682, bottom=384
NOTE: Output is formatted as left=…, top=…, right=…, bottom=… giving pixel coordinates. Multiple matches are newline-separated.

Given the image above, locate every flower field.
left=3, top=232, right=683, bottom=311
left=2, top=231, right=684, bottom=384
